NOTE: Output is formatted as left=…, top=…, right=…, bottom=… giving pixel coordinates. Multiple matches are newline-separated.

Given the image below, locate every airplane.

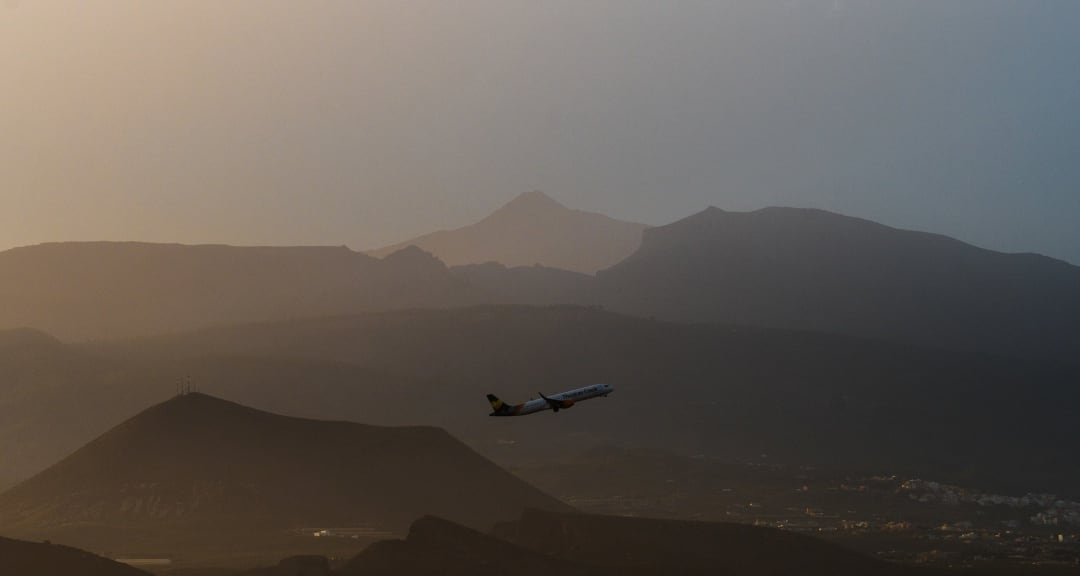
left=487, top=384, right=614, bottom=416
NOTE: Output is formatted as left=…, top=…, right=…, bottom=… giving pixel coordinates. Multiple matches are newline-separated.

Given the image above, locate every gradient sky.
left=2, top=1, right=1078, bottom=263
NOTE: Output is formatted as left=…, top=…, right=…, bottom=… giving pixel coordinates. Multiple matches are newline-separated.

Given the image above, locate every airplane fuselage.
left=488, top=384, right=614, bottom=416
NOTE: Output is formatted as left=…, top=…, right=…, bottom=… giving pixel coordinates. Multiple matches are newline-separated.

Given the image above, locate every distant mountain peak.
left=492, top=190, right=568, bottom=215
left=368, top=192, right=648, bottom=274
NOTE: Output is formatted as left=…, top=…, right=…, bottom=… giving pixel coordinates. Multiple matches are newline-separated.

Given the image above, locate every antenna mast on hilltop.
left=172, top=375, right=207, bottom=397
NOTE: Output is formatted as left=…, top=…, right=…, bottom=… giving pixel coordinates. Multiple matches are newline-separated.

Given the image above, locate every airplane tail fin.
left=487, top=394, right=514, bottom=416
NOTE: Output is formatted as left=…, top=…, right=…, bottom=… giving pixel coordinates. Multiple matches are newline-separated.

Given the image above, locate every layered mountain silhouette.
left=0, top=393, right=569, bottom=552
left=3, top=307, right=1078, bottom=499
left=369, top=191, right=648, bottom=274
left=0, top=537, right=149, bottom=576
left=2, top=204, right=1077, bottom=364
left=598, top=206, right=1080, bottom=362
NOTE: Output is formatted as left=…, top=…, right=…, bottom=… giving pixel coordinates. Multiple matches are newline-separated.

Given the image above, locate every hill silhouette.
left=369, top=191, right=648, bottom=274
left=598, top=206, right=1080, bottom=362
left=0, top=393, right=569, bottom=553
left=0, top=536, right=149, bottom=576
left=339, top=515, right=593, bottom=576
left=238, top=555, right=332, bottom=576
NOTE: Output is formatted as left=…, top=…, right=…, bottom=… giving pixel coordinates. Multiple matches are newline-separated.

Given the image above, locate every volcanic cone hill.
left=0, top=536, right=149, bottom=576
left=0, top=394, right=569, bottom=549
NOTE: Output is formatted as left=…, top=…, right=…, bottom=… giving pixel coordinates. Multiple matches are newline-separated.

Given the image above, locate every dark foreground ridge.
left=338, top=515, right=592, bottom=576
left=294, top=509, right=946, bottom=576
left=0, top=536, right=149, bottom=576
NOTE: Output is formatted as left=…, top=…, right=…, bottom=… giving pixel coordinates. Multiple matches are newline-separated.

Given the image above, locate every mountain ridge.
left=0, top=241, right=482, bottom=340
left=599, top=205, right=1080, bottom=362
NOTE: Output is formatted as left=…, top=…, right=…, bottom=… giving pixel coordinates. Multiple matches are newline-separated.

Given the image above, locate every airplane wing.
left=539, top=392, right=574, bottom=413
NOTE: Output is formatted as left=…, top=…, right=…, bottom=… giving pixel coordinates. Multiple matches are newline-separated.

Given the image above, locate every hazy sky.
left=2, top=1, right=1078, bottom=263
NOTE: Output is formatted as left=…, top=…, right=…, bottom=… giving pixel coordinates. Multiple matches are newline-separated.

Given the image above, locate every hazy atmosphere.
left=3, top=1, right=1079, bottom=263
left=3, top=3, right=1080, bottom=575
